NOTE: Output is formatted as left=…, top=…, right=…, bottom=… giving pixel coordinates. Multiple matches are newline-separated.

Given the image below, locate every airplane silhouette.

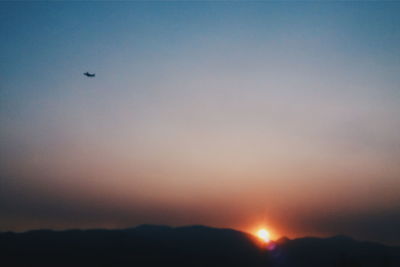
left=83, top=72, right=95, bottom=78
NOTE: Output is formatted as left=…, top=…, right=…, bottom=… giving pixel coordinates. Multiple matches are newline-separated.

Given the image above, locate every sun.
left=256, top=228, right=271, bottom=242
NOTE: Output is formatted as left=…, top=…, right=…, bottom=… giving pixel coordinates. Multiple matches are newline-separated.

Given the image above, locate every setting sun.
left=256, top=229, right=271, bottom=242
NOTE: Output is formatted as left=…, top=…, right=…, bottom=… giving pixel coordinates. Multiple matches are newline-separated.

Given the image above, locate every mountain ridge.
left=1, top=225, right=399, bottom=267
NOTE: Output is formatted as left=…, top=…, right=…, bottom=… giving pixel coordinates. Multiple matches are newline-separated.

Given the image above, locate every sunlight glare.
left=257, top=229, right=270, bottom=242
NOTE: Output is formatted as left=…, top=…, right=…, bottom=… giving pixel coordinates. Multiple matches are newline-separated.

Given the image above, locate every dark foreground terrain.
left=1, top=225, right=399, bottom=267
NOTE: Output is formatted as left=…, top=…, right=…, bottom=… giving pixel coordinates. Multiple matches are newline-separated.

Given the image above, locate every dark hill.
left=1, top=225, right=399, bottom=267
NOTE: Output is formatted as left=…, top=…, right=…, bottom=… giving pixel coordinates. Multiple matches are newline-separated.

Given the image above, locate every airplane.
left=84, top=72, right=95, bottom=78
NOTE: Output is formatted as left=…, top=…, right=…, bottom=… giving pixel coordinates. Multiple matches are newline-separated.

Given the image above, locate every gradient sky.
left=1, top=1, right=400, bottom=245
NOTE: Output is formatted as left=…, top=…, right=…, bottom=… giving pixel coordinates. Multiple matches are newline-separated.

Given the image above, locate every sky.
left=1, top=1, right=400, bottom=245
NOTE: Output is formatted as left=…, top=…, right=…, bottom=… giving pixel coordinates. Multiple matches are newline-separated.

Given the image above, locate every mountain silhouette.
left=1, top=225, right=399, bottom=267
